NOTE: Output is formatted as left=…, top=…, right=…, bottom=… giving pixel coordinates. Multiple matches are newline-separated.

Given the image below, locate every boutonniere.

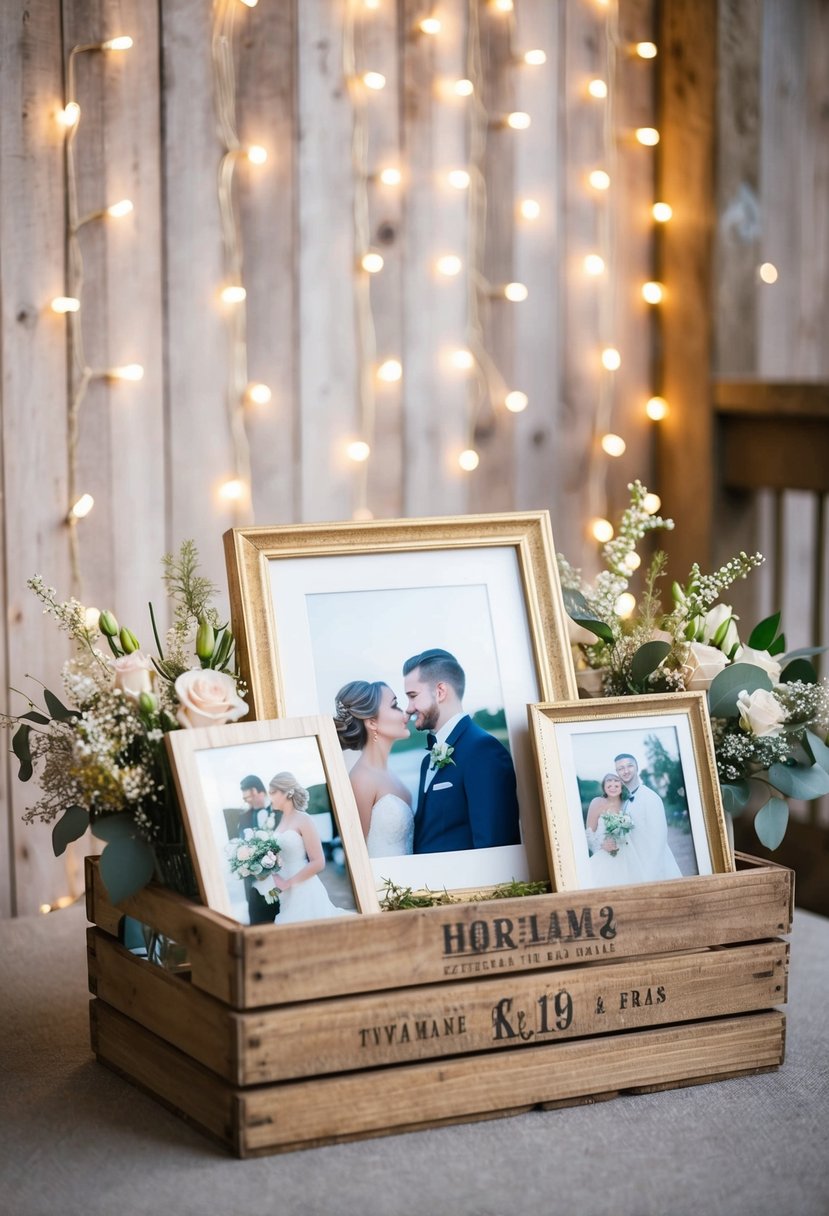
left=430, top=742, right=455, bottom=771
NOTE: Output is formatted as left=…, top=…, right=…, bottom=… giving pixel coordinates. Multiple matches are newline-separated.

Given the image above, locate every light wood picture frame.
left=224, top=513, right=577, bottom=896
left=530, top=692, right=734, bottom=892
left=166, top=716, right=380, bottom=925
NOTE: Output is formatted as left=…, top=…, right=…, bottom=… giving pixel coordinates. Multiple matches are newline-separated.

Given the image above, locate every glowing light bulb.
left=458, top=449, right=480, bottom=471
left=506, top=111, right=531, bottom=130
left=106, top=199, right=134, bottom=217
left=601, top=347, right=621, bottom=370
left=39, top=904, right=52, bottom=915
left=58, top=102, right=81, bottom=128
left=379, top=166, right=402, bottom=185
left=589, top=169, right=611, bottom=191
left=584, top=254, right=605, bottom=276
left=347, top=441, right=371, bottom=463
left=51, top=296, right=80, bottom=313
left=362, top=71, right=387, bottom=90
left=363, top=0, right=380, bottom=8
left=643, top=493, right=662, bottom=514
left=239, top=0, right=258, bottom=7
left=247, top=382, right=272, bottom=405
left=759, top=262, right=778, bottom=284
left=436, top=254, right=462, bottom=277
left=523, top=49, right=546, bottom=65
left=447, top=169, right=471, bottom=189
left=101, top=36, right=133, bottom=51
left=642, top=281, right=664, bottom=304
left=69, top=493, right=95, bottom=520
left=219, top=478, right=246, bottom=501
left=635, top=41, right=657, bottom=59
left=652, top=201, right=673, bottom=222
left=504, top=282, right=528, bottom=302
left=519, top=198, right=540, bottom=220
left=109, top=364, right=144, bottom=381
left=616, top=592, right=636, bottom=619
left=246, top=144, right=268, bottom=165
left=377, top=358, right=402, bottom=382
left=450, top=349, right=475, bottom=370
left=635, top=127, right=660, bottom=146
left=453, top=78, right=474, bottom=97
left=361, top=252, right=385, bottom=273
left=646, top=396, right=669, bottom=421
left=493, top=0, right=514, bottom=10
left=587, top=79, right=608, bottom=99
left=419, top=16, right=441, bottom=34
left=505, top=390, right=528, bottom=413
left=625, top=551, right=642, bottom=572
left=221, top=285, right=247, bottom=304
left=591, top=518, right=614, bottom=543
left=601, top=433, right=626, bottom=457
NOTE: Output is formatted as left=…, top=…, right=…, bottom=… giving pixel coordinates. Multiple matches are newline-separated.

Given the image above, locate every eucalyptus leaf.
left=90, top=811, right=136, bottom=843
left=768, top=760, right=829, bottom=800
left=748, top=612, right=781, bottom=651
left=707, top=663, right=772, bottom=718
left=720, top=779, right=752, bottom=816
left=21, top=710, right=50, bottom=725
left=783, top=644, right=829, bottom=661
left=99, top=836, right=156, bottom=904
left=804, top=730, right=829, bottom=774
left=780, top=658, right=817, bottom=685
left=43, top=688, right=79, bottom=722
left=562, top=588, right=592, bottom=618
left=12, top=724, right=33, bottom=782
left=52, top=805, right=90, bottom=856
left=629, top=639, right=671, bottom=686
left=754, top=796, right=789, bottom=851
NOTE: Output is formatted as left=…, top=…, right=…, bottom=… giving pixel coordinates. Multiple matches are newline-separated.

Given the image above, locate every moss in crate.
left=379, top=877, right=550, bottom=910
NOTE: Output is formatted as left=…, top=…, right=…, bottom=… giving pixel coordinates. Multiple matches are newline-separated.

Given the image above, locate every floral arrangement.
left=226, top=828, right=283, bottom=904
left=560, top=482, right=829, bottom=850
left=600, top=810, right=635, bottom=856
left=2, top=542, right=248, bottom=903
left=429, top=742, right=455, bottom=771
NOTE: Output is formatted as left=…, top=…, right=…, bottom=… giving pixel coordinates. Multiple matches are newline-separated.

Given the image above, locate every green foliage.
left=748, top=612, right=781, bottom=652
left=12, top=724, right=33, bottom=781
left=754, top=796, right=789, bottom=851
left=768, top=759, right=829, bottom=801
left=162, top=539, right=221, bottom=630
left=780, top=658, right=817, bottom=685
left=52, top=805, right=89, bottom=856
left=720, top=779, right=752, bottom=816
left=98, top=835, right=156, bottom=904
left=629, top=640, right=671, bottom=688
left=707, top=663, right=772, bottom=718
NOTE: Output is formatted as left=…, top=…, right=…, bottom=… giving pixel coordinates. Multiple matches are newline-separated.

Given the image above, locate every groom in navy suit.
left=403, top=648, right=520, bottom=853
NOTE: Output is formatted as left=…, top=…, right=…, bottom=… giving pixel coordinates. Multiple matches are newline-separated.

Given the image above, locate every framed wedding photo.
left=224, top=513, right=577, bottom=896
left=166, top=716, right=380, bottom=926
left=530, top=692, right=733, bottom=892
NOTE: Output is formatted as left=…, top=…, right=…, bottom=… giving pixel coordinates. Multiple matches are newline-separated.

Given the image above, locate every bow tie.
left=426, top=732, right=437, bottom=750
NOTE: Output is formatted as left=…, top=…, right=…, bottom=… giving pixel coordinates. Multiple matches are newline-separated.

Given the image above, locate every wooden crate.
left=85, top=853, right=791, bottom=1156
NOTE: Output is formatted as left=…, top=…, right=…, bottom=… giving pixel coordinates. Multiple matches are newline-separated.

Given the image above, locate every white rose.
left=683, top=642, right=729, bottom=691
left=261, top=851, right=277, bottom=869
left=736, top=688, right=787, bottom=737
left=174, top=668, right=248, bottom=729
left=735, top=645, right=782, bottom=684
left=111, top=652, right=154, bottom=699
left=701, top=604, right=740, bottom=655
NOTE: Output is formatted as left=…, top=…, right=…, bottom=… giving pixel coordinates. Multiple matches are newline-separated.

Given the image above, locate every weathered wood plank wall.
left=1, top=0, right=672, bottom=915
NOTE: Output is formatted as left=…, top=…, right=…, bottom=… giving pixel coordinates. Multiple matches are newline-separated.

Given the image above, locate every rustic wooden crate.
left=84, top=853, right=791, bottom=1156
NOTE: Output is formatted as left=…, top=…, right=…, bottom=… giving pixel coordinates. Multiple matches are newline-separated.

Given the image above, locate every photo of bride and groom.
left=333, top=648, right=520, bottom=866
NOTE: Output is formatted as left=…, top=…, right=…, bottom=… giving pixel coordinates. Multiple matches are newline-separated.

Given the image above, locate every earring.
left=372, top=728, right=378, bottom=743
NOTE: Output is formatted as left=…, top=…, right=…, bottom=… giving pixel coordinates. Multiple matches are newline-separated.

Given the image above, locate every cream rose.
left=174, top=668, right=248, bottom=729
left=111, top=652, right=154, bottom=699
left=735, top=645, right=782, bottom=684
left=683, top=641, right=729, bottom=691
left=736, top=687, right=786, bottom=737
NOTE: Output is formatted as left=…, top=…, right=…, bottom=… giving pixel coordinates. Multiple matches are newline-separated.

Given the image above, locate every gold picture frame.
left=530, top=692, right=734, bottom=892
left=166, top=716, right=380, bottom=925
left=224, top=513, right=577, bottom=896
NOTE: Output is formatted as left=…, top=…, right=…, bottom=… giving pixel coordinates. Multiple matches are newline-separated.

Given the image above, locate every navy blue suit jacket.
left=413, top=715, right=520, bottom=853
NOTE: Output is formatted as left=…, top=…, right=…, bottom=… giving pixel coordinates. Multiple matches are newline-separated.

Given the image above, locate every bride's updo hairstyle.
left=268, top=771, right=310, bottom=812
left=334, top=680, right=385, bottom=750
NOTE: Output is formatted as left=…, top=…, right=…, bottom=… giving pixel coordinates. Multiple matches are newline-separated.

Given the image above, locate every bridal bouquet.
left=3, top=542, right=248, bottom=903
left=560, top=482, right=829, bottom=850
left=226, top=829, right=283, bottom=904
left=600, top=810, right=635, bottom=855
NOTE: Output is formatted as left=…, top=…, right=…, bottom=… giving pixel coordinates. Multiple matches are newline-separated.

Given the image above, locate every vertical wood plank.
left=0, top=0, right=75, bottom=914
left=655, top=0, right=717, bottom=577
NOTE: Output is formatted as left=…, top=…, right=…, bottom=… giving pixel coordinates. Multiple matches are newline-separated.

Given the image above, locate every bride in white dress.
left=334, top=680, right=414, bottom=857
left=584, top=773, right=647, bottom=888
left=262, top=773, right=354, bottom=923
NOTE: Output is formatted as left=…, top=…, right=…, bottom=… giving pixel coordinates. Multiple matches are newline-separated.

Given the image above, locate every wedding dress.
left=366, top=793, right=414, bottom=858
left=270, top=829, right=354, bottom=924
left=584, top=813, right=648, bottom=888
